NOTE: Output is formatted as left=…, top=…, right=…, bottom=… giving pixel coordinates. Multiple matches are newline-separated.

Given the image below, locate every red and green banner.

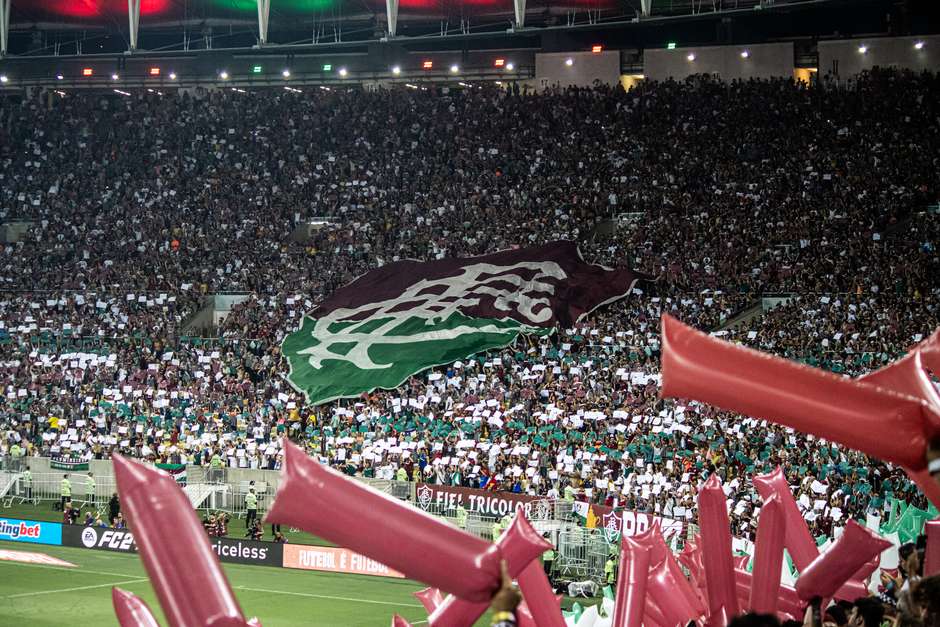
left=283, top=241, right=639, bottom=404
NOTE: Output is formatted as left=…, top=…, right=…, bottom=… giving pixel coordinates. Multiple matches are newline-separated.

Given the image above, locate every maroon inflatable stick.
left=112, top=455, right=249, bottom=627
left=112, top=587, right=160, bottom=627
left=266, top=441, right=502, bottom=602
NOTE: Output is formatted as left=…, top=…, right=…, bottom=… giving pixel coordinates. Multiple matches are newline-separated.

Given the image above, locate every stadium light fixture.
left=0, top=76, right=8, bottom=84
left=506, top=62, right=515, bottom=71
left=149, top=67, right=160, bottom=76
left=450, top=64, right=459, bottom=74
left=591, top=45, right=603, bottom=53
left=392, top=65, right=401, bottom=75
left=565, top=58, right=574, bottom=66
left=219, top=70, right=229, bottom=80
left=740, top=50, right=749, bottom=58
left=111, top=73, right=120, bottom=80
left=56, top=74, right=64, bottom=80
left=338, top=67, right=348, bottom=77
left=687, top=53, right=695, bottom=61
left=858, top=45, right=868, bottom=54
left=914, top=41, right=925, bottom=50
left=169, top=72, right=177, bottom=80
left=282, top=69, right=291, bottom=78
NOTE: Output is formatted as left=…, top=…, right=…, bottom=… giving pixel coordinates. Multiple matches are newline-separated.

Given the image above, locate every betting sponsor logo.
left=0, top=518, right=62, bottom=545
left=0, top=520, right=41, bottom=540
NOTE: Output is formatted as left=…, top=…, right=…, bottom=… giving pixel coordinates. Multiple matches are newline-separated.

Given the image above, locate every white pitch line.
left=0, top=560, right=145, bottom=578
left=233, top=585, right=424, bottom=608
left=2, top=560, right=425, bottom=610
left=5, top=578, right=149, bottom=599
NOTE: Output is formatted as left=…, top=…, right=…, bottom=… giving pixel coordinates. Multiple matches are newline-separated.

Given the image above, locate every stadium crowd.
left=0, top=67, right=938, bottom=552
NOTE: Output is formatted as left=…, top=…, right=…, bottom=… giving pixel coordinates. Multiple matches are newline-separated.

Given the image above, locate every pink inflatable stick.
left=750, top=495, right=786, bottom=615
left=516, top=559, right=566, bottom=627
left=697, top=475, right=740, bottom=617
left=266, top=441, right=502, bottom=602
left=516, top=602, right=537, bottom=627
left=112, top=455, right=249, bottom=627
left=753, top=468, right=818, bottom=572
left=112, top=587, right=160, bottom=627
left=632, top=520, right=670, bottom=565
left=414, top=588, right=444, bottom=614
left=795, top=520, right=892, bottom=601
left=647, top=558, right=700, bottom=626
left=429, top=514, right=552, bottom=626
left=859, top=350, right=940, bottom=507
left=925, top=519, right=940, bottom=577
left=735, top=570, right=805, bottom=618
left=391, top=615, right=412, bottom=627
left=612, top=537, right=650, bottom=627
left=706, top=606, right=729, bottom=627
left=660, top=314, right=933, bottom=470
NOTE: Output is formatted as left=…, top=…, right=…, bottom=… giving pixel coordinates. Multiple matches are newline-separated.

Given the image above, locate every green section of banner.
left=284, top=311, right=548, bottom=404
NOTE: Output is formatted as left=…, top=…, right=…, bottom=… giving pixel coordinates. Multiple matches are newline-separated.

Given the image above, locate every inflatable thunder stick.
left=112, top=588, right=160, bottom=627
left=611, top=537, right=650, bottom=627
left=697, top=474, right=740, bottom=617
left=748, top=495, right=786, bottom=614
left=112, top=455, right=250, bottom=627
left=660, top=314, right=934, bottom=471
left=266, top=441, right=502, bottom=602
left=429, top=514, right=556, bottom=627
left=414, top=588, right=445, bottom=614
left=646, top=557, right=700, bottom=626
left=795, top=521, right=892, bottom=601
left=922, top=519, right=940, bottom=577
left=515, top=559, right=567, bottom=627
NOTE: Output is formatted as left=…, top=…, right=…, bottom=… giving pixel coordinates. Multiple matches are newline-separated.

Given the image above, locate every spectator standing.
left=58, top=474, right=71, bottom=511
left=21, top=467, right=31, bottom=501
left=108, top=493, right=120, bottom=525
left=245, top=488, right=258, bottom=527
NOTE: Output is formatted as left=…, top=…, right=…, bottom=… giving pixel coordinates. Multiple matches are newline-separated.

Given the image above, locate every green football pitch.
left=0, top=504, right=598, bottom=625
left=0, top=539, right=436, bottom=626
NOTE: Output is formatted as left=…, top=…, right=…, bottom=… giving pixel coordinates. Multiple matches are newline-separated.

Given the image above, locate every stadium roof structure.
left=0, top=0, right=890, bottom=57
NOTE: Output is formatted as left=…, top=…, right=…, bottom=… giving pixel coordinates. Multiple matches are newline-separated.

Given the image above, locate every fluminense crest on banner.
left=602, top=511, right=622, bottom=544
left=282, top=241, right=640, bottom=405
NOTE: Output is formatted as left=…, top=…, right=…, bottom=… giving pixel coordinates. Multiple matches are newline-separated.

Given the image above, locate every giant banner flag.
left=283, top=241, right=640, bottom=404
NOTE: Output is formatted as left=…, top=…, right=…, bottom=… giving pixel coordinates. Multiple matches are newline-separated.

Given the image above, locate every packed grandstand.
left=0, top=67, right=937, bottom=557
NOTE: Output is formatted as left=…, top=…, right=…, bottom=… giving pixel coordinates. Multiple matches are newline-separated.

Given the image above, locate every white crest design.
left=296, top=261, right=567, bottom=371
left=602, top=512, right=622, bottom=544
left=416, top=485, right=433, bottom=511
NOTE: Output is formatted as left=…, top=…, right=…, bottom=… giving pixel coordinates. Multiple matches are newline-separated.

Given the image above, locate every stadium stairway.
left=0, top=471, right=23, bottom=506
left=182, top=483, right=228, bottom=510
left=715, top=298, right=765, bottom=331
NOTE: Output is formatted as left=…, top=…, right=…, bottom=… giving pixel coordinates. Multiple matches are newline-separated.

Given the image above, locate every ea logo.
left=81, top=527, right=98, bottom=548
